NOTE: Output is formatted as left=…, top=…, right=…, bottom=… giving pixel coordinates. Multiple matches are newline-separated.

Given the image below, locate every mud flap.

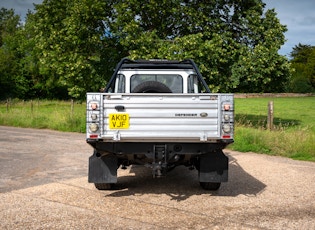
left=199, top=150, right=228, bottom=183
left=88, top=152, right=117, bottom=183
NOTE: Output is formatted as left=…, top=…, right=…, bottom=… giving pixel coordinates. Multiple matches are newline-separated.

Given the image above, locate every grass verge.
left=229, top=97, right=315, bottom=161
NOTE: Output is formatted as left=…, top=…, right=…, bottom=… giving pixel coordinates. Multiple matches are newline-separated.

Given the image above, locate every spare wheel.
left=132, top=81, right=172, bottom=93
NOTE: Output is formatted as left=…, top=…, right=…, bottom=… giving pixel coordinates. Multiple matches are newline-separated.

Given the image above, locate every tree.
left=0, top=8, right=30, bottom=99
left=289, top=44, right=315, bottom=93
left=111, top=0, right=290, bottom=93
left=0, top=8, right=20, bottom=46
left=31, top=0, right=120, bottom=99
left=0, top=8, right=51, bottom=100
left=25, top=0, right=290, bottom=98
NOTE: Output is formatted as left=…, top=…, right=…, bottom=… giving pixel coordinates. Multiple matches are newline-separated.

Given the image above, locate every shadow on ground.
left=235, top=114, right=300, bottom=129
left=106, top=154, right=266, bottom=201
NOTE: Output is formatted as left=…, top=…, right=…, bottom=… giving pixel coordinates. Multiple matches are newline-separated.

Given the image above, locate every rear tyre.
left=200, top=182, right=221, bottom=191
left=94, top=183, right=112, bottom=190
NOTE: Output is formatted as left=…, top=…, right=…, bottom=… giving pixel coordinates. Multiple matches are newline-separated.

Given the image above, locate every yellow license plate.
left=109, top=113, right=129, bottom=129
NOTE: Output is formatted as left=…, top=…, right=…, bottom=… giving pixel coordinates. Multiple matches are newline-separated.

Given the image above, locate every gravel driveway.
left=0, top=126, right=314, bottom=229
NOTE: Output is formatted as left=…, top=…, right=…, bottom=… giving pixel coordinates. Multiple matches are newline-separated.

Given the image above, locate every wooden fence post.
left=31, top=100, right=34, bottom=114
left=267, top=101, right=274, bottom=130
left=71, top=99, right=74, bottom=119
left=6, top=99, right=9, bottom=112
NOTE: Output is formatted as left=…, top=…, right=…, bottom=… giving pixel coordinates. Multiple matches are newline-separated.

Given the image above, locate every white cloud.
left=0, top=0, right=42, bottom=19
left=264, top=0, right=315, bottom=56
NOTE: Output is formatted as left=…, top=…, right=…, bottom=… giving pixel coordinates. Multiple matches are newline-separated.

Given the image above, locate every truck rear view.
left=86, top=58, right=234, bottom=190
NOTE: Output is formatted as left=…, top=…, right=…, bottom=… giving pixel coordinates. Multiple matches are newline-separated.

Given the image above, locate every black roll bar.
left=104, top=58, right=134, bottom=92
left=181, top=59, right=211, bottom=93
left=104, top=57, right=211, bottom=93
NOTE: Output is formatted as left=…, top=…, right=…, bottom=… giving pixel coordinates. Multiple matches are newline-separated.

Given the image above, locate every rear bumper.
left=86, top=139, right=233, bottom=155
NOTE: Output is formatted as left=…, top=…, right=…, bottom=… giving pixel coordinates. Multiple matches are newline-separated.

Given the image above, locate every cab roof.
left=120, top=59, right=195, bottom=70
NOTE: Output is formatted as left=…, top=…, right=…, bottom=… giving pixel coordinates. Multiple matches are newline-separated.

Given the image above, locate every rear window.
left=130, top=74, right=183, bottom=93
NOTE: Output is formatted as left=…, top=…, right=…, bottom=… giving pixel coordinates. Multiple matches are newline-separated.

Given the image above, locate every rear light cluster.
left=221, top=101, right=234, bottom=139
left=87, top=98, right=101, bottom=139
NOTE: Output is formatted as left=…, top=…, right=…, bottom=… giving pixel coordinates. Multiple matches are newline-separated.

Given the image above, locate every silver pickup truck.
left=86, top=58, right=234, bottom=190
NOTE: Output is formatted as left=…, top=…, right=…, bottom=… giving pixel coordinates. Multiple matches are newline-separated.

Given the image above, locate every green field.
left=231, top=97, right=315, bottom=161
left=0, top=100, right=86, bottom=133
left=0, top=97, right=314, bottom=161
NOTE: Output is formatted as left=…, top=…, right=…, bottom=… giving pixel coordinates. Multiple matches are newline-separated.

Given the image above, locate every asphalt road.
left=1, top=126, right=315, bottom=229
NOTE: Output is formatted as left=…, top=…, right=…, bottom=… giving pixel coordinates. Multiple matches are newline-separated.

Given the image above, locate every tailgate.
left=87, top=93, right=234, bottom=142
left=86, top=93, right=234, bottom=142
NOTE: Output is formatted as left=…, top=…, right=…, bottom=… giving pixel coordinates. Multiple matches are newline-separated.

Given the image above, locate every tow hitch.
left=145, top=144, right=168, bottom=178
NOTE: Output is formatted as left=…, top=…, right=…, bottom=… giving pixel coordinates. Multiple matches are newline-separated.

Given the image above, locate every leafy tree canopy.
left=32, top=0, right=116, bottom=98
left=110, top=0, right=290, bottom=93
left=289, top=44, right=315, bottom=93
left=1, top=1, right=292, bottom=99
left=0, top=8, right=21, bottom=46
left=0, top=8, right=27, bottom=99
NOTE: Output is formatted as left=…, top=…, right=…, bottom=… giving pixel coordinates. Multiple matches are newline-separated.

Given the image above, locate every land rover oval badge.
left=200, top=112, right=208, bottom=117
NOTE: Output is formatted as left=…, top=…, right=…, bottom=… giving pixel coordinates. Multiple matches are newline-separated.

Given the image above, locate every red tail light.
left=89, top=134, right=98, bottom=138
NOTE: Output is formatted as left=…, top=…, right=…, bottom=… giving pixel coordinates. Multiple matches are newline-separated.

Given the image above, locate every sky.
left=1, top=0, right=315, bottom=57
